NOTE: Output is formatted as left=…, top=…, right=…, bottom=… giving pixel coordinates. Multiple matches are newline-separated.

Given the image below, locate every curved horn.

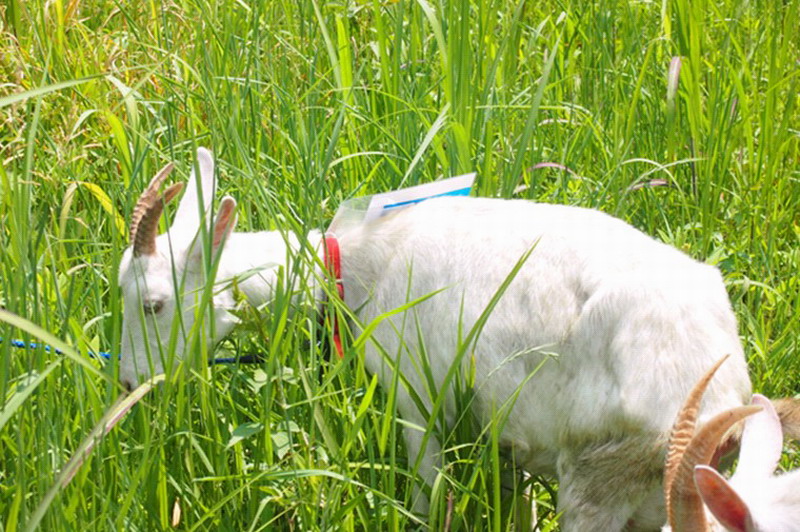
left=668, top=405, right=762, bottom=530
left=132, top=182, right=183, bottom=257
left=665, top=355, right=762, bottom=531
left=130, top=163, right=178, bottom=257
left=664, top=356, right=730, bottom=510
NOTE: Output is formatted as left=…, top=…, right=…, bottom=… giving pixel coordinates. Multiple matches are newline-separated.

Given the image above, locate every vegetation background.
left=1, top=0, right=798, bottom=529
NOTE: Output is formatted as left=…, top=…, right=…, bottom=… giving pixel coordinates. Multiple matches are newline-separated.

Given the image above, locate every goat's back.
left=338, top=197, right=752, bottom=469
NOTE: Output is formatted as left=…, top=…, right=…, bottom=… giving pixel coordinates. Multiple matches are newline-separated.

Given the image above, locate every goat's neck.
left=214, top=229, right=324, bottom=308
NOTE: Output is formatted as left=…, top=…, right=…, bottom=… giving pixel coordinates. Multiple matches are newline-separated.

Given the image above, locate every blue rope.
left=0, top=337, right=262, bottom=365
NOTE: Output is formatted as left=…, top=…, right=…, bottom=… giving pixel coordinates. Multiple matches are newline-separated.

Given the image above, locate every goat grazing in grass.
left=118, top=148, right=799, bottom=530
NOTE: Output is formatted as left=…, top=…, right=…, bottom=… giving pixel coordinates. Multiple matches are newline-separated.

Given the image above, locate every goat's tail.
left=773, top=397, right=800, bottom=441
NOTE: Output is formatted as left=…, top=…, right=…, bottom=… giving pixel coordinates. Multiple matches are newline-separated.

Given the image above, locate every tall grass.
left=0, top=0, right=798, bottom=529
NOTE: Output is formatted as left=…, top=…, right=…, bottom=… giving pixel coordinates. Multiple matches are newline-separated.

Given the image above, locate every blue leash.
left=0, top=337, right=263, bottom=365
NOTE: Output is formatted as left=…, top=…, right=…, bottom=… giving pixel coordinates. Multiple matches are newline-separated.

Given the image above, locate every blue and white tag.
left=328, top=173, right=476, bottom=235
left=362, top=173, right=475, bottom=223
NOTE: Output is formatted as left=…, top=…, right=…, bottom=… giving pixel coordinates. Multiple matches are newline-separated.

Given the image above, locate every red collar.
left=323, top=234, right=344, bottom=358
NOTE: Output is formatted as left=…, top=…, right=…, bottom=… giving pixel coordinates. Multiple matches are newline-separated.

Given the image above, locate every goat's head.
left=118, top=148, right=238, bottom=390
left=665, top=357, right=800, bottom=531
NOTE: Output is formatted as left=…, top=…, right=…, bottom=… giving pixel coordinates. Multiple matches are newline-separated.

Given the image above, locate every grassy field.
left=1, top=0, right=798, bottom=530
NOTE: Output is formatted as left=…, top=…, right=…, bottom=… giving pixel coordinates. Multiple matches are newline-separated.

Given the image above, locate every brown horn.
left=132, top=182, right=183, bottom=257
left=130, top=163, right=177, bottom=257
left=162, top=182, right=184, bottom=205
left=668, top=404, right=762, bottom=531
left=664, top=354, right=763, bottom=531
left=664, top=355, right=730, bottom=511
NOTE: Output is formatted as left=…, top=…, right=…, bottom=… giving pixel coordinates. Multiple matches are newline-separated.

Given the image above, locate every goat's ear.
left=735, top=394, right=781, bottom=481
left=210, top=196, right=237, bottom=254
left=187, top=196, right=236, bottom=265
left=171, top=147, right=216, bottom=240
left=694, top=465, right=753, bottom=532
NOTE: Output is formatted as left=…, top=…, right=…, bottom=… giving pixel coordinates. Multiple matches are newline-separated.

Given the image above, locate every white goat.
left=118, top=148, right=797, bottom=530
left=663, top=357, right=800, bottom=531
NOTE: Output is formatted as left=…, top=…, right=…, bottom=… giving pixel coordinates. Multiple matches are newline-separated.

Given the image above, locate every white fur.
left=118, top=149, right=764, bottom=530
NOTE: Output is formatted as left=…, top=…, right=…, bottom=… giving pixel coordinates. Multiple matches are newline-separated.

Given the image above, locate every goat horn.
left=668, top=405, right=761, bottom=530
left=665, top=354, right=763, bottom=531
left=132, top=182, right=183, bottom=257
left=664, top=356, right=730, bottom=508
left=162, top=182, right=185, bottom=205
left=130, top=163, right=177, bottom=257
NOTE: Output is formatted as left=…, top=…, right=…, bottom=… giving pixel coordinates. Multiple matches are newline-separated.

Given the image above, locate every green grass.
left=1, top=0, right=798, bottom=529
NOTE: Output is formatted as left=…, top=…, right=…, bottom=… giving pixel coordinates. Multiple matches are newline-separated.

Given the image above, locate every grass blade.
left=25, top=375, right=165, bottom=531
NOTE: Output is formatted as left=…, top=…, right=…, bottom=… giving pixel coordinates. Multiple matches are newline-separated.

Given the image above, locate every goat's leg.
left=556, top=438, right=663, bottom=532
left=398, top=404, right=442, bottom=515
left=405, top=426, right=439, bottom=514
left=500, top=466, right=538, bottom=530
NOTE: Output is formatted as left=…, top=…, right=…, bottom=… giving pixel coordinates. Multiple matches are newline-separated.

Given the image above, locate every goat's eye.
left=143, top=300, right=164, bottom=314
